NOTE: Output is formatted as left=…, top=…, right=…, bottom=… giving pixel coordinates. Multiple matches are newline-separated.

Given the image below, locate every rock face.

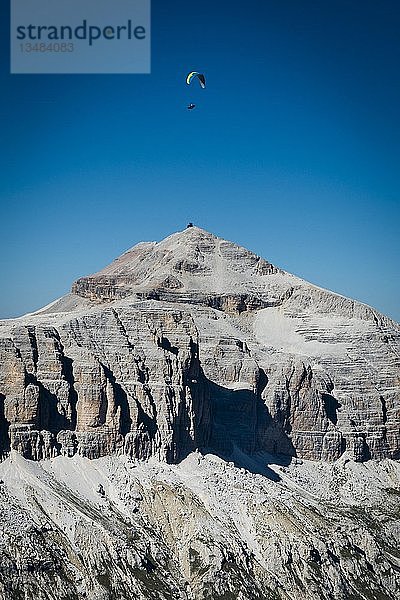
left=0, top=226, right=399, bottom=463
left=0, top=307, right=209, bottom=464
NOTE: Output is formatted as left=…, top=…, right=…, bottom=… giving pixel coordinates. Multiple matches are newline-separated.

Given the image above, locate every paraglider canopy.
left=186, top=71, right=206, bottom=88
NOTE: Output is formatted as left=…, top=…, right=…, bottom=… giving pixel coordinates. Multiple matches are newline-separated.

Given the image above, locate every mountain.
left=1, top=226, right=398, bottom=463
left=0, top=226, right=399, bottom=599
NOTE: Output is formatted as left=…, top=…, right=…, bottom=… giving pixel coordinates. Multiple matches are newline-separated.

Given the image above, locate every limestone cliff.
left=0, top=227, right=399, bottom=463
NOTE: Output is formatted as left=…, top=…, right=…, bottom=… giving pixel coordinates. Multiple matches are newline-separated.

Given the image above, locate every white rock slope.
left=0, top=451, right=399, bottom=599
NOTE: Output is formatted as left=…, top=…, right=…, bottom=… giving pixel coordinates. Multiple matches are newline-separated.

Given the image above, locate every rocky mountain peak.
left=0, top=227, right=399, bottom=469
left=71, top=227, right=281, bottom=309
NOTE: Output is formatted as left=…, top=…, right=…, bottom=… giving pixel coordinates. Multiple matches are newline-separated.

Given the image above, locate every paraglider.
left=186, top=71, right=206, bottom=88
left=186, top=71, right=205, bottom=111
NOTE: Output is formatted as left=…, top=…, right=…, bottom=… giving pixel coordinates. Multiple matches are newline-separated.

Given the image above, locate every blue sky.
left=1, top=0, right=399, bottom=321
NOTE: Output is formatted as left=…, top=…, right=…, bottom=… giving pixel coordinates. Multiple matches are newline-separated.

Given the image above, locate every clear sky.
left=1, top=0, right=399, bottom=321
